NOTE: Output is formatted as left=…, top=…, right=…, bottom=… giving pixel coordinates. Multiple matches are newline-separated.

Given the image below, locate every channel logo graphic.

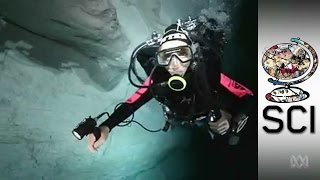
left=262, top=37, right=318, bottom=103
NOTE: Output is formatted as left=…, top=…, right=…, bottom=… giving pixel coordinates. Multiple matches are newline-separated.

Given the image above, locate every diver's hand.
left=208, top=109, right=232, bottom=135
left=87, top=126, right=110, bottom=152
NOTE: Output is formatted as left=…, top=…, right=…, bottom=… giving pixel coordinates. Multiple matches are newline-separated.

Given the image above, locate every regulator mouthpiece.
left=168, top=75, right=187, bottom=91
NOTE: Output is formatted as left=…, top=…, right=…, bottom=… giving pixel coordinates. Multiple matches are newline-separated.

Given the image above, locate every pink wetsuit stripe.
left=220, top=73, right=254, bottom=98
left=126, top=76, right=153, bottom=104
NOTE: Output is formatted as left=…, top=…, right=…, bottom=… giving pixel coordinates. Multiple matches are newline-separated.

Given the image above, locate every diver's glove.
left=208, top=109, right=232, bottom=135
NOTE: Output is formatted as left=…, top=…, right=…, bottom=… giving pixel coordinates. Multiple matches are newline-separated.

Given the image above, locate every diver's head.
left=156, top=24, right=194, bottom=77
left=158, top=40, right=192, bottom=76
left=155, top=24, right=196, bottom=91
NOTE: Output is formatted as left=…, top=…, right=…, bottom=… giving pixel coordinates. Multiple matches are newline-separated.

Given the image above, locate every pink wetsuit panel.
left=126, top=77, right=153, bottom=104
left=220, top=73, right=254, bottom=98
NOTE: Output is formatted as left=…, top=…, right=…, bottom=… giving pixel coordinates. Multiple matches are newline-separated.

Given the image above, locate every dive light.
left=72, top=116, right=101, bottom=141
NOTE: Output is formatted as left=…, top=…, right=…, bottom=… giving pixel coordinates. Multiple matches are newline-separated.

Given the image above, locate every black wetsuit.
left=99, top=46, right=256, bottom=131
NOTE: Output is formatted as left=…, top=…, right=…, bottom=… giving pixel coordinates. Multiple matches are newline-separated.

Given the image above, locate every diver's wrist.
left=99, top=125, right=110, bottom=133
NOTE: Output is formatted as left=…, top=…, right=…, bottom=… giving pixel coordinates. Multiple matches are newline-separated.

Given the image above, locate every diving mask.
left=156, top=45, right=193, bottom=66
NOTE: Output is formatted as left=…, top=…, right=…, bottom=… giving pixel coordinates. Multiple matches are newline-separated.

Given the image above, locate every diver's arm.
left=218, top=72, right=256, bottom=120
left=98, top=45, right=157, bottom=131
left=98, top=80, right=154, bottom=131
left=202, top=39, right=255, bottom=116
left=212, top=73, right=256, bottom=135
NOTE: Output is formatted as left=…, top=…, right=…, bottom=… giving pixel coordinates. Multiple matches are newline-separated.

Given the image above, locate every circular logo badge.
left=262, top=38, right=318, bottom=103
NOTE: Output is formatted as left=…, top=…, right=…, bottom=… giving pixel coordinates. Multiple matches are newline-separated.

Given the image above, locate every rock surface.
left=0, top=0, right=127, bottom=59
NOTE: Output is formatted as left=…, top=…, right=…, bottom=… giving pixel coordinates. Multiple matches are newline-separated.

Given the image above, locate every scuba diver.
left=72, top=16, right=256, bottom=152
